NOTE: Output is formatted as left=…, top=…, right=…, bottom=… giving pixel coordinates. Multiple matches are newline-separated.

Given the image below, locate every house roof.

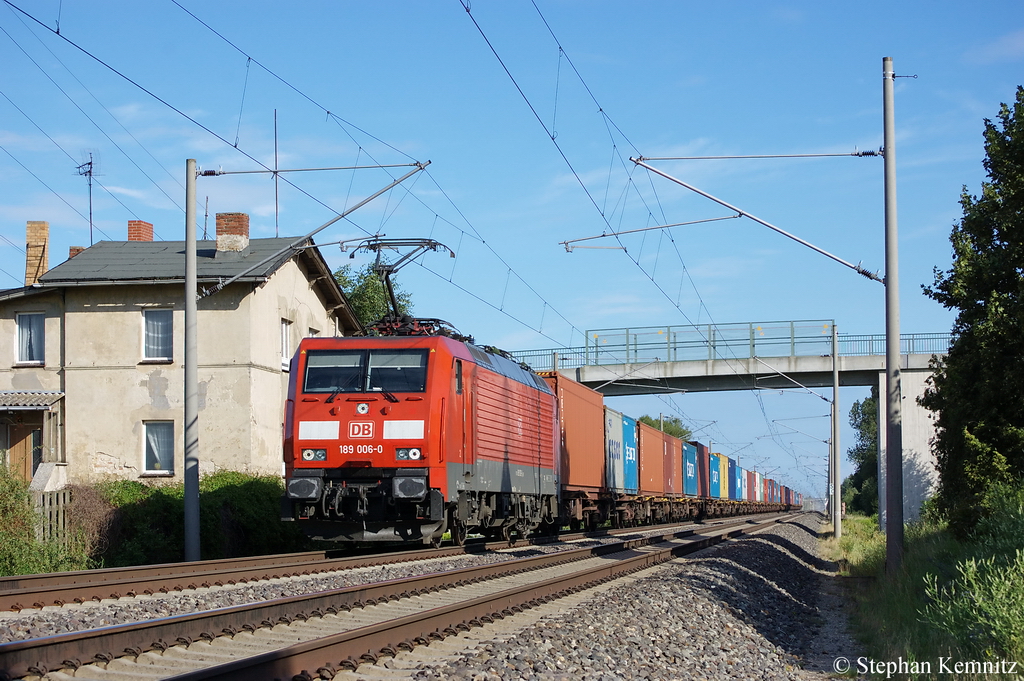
left=1, top=237, right=362, bottom=335
left=40, top=238, right=303, bottom=284
left=0, top=391, right=64, bottom=410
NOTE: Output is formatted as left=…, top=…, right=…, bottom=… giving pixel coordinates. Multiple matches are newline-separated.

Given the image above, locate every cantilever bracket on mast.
left=630, top=157, right=882, bottom=283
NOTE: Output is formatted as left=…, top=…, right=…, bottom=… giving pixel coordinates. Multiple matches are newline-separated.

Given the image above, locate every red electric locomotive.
left=281, top=334, right=559, bottom=545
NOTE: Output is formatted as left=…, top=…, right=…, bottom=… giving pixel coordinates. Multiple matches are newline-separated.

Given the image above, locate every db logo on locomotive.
left=348, top=422, right=374, bottom=438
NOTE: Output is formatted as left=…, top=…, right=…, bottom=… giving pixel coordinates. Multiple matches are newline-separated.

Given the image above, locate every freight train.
left=280, top=334, right=801, bottom=545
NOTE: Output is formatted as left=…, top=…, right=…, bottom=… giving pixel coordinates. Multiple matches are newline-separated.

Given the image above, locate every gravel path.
left=349, top=513, right=860, bottom=680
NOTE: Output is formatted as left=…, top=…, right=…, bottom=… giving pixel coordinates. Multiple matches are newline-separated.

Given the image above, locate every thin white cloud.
left=967, top=28, right=1024, bottom=64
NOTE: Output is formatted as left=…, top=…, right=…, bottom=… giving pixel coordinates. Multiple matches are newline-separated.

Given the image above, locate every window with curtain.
left=16, top=313, right=44, bottom=364
left=144, top=309, right=173, bottom=360
left=144, top=421, right=174, bottom=474
left=281, top=318, right=292, bottom=370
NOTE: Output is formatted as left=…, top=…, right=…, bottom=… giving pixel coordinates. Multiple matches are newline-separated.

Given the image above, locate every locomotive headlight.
left=356, top=403, right=370, bottom=415
left=396, top=447, right=423, bottom=461
left=301, top=448, right=327, bottom=461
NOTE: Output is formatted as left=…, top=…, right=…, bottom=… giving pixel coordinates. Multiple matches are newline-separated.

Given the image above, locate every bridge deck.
left=511, top=320, right=948, bottom=396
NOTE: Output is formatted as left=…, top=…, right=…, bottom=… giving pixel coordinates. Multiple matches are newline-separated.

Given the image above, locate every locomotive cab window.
left=368, top=350, right=428, bottom=393
left=303, top=349, right=428, bottom=394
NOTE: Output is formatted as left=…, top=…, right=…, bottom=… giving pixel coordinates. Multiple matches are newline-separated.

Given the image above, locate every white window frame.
left=142, top=308, right=173, bottom=362
left=143, top=420, right=175, bottom=475
left=281, top=318, right=293, bottom=371
left=15, top=312, right=45, bottom=365
left=308, top=327, right=320, bottom=338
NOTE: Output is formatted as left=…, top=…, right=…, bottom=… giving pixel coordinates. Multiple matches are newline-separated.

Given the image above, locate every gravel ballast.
left=393, top=513, right=858, bottom=680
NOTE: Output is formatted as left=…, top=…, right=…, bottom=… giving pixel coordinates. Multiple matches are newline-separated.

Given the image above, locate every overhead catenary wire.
left=462, top=0, right=826, bottom=483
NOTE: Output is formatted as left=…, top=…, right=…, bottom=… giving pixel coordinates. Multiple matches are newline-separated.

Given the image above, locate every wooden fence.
left=33, top=489, right=71, bottom=543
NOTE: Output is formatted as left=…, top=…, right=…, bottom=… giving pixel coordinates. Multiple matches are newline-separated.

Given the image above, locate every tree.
left=920, top=86, right=1024, bottom=537
left=637, top=414, right=692, bottom=441
left=841, top=386, right=878, bottom=516
left=334, top=263, right=413, bottom=329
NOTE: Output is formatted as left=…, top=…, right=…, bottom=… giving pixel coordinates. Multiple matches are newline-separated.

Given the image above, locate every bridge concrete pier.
left=878, top=369, right=938, bottom=524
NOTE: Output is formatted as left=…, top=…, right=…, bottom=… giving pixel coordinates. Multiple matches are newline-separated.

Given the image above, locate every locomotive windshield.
left=303, top=348, right=429, bottom=394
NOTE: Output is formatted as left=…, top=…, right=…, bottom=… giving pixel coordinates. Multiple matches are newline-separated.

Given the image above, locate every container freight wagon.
left=683, top=443, right=698, bottom=497
left=666, top=435, right=682, bottom=497
left=622, top=414, right=638, bottom=494
left=692, top=441, right=710, bottom=498
left=708, top=453, right=721, bottom=498
left=544, top=373, right=605, bottom=529
left=637, top=421, right=668, bottom=497
left=728, top=458, right=738, bottom=500
left=718, top=455, right=730, bottom=500
left=605, top=408, right=626, bottom=494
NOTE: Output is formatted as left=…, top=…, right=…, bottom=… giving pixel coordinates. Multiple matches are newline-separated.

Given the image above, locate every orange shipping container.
left=637, top=421, right=668, bottom=496
left=665, top=435, right=682, bottom=496
left=543, top=374, right=605, bottom=493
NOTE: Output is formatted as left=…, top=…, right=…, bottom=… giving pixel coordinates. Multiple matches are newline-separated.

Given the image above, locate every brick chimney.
left=216, top=213, right=249, bottom=252
left=25, top=221, right=48, bottom=286
left=128, top=220, right=153, bottom=241
left=68, top=246, right=86, bottom=259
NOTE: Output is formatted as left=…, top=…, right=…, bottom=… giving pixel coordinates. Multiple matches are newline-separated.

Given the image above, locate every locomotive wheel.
left=451, top=515, right=469, bottom=546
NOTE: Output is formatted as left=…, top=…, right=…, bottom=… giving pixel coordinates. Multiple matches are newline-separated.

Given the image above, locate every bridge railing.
left=511, top=322, right=951, bottom=372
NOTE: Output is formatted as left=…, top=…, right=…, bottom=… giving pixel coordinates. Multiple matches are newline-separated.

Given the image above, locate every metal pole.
left=832, top=323, right=842, bottom=538
left=883, top=57, right=904, bottom=572
left=184, top=159, right=200, bottom=562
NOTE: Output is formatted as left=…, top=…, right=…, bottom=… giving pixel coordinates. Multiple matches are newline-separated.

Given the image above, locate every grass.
left=825, top=500, right=1024, bottom=675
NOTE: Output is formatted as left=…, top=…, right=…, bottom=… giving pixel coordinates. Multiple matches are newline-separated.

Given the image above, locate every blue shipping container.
left=683, top=442, right=698, bottom=496
left=728, top=458, right=737, bottom=500
left=622, top=414, right=639, bottom=495
left=735, top=465, right=744, bottom=501
left=709, top=453, right=721, bottom=498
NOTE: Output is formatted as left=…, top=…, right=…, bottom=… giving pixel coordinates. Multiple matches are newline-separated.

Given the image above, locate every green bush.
left=919, top=481, right=1024, bottom=661
left=95, top=471, right=313, bottom=566
left=923, top=550, right=1024, bottom=660
left=0, top=465, right=90, bottom=576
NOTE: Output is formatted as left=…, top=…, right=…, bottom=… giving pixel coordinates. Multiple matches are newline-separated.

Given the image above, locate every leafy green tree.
left=638, top=414, right=692, bottom=441
left=334, top=263, right=413, bottom=329
left=841, top=386, right=878, bottom=516
left=920, top=86, right=1024, bottom=537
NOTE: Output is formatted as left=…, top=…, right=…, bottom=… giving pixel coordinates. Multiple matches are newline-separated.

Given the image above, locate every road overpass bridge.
left=511, top=320, right=948, bottom=395
left=511, top=320, right=949, bottom=523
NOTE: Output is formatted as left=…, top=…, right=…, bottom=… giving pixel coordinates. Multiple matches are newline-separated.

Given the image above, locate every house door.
left=8, top=425, right=41, bottom=483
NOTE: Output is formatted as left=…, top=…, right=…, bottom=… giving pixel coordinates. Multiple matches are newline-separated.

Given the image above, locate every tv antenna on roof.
left=76, top=152, right=97, bottom=245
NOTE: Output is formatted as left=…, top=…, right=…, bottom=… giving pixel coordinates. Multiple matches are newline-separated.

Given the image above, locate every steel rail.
left=171, top=513, right=797, bottom=680
left=0, top=513, right=796, bottom=679
left=0, top=513, right=772, bottom=612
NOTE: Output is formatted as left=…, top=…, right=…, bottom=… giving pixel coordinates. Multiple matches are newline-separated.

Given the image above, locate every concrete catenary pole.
left=882, top=58, right=904, bottom=572
left=184, top=159, right=200, bottom=562
left=831, top=323, right=841, bottom=538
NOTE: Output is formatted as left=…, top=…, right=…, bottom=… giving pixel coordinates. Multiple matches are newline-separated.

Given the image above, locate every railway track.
left=0, top=512, right=798, bottom=680
left=0, top=515, right=759, bottom=613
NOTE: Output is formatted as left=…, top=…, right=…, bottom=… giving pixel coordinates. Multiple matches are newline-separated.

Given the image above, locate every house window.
left=16, top=313, right=44, bottom=364
left=144, top=421, right=174, bottom=474
left=308, top=327, right=320, bottom=338
left=281, top=319, right=292, bottom=370
left=143, top=309, right=173, bottom=361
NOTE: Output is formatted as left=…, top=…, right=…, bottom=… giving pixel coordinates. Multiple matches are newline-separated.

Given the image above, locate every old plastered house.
left=0, top=214, right=360, bottom=490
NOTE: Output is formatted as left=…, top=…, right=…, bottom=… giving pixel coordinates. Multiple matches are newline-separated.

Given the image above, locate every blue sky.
left=2, top=1, right=1022, bottom=496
